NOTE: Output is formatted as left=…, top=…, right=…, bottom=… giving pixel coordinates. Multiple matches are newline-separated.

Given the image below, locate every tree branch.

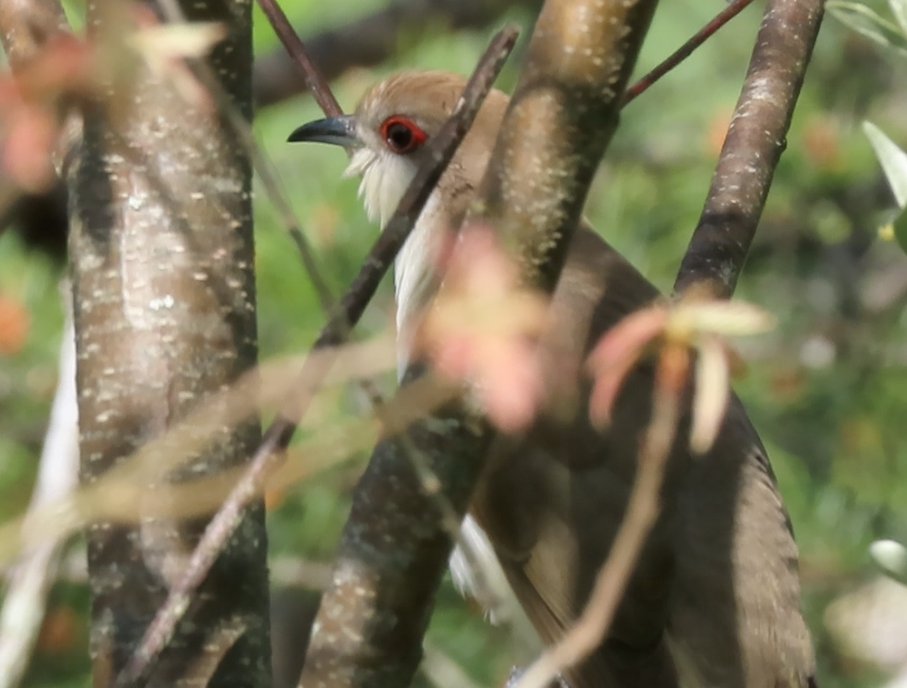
left=69, top=0, right=271, bottom=685
left=620, top=0, right=756, bottom=107
left=474, top=0, right=659, bottom=293
left=673, top=0, right=825, bottom=298
left=254, top=0, right=343, bottom=117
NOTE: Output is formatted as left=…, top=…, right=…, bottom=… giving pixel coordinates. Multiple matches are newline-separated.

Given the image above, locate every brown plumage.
left=288, top=69, right=816, bottom=688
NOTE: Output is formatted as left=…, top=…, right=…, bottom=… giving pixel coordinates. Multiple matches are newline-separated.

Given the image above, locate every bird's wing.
left=667, top=401, right=815, bottom=688
left=474, top=444, right=679, bottom=688
left=469, top=226, right=814, bottom=688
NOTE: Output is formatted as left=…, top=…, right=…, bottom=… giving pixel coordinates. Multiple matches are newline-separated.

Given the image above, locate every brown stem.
left=70, top=0, right=271, bottom=684
left=673, top=0, right=825, bottom=298
left=512, top=345, right=688, bottom=688
left=621, top=0, right=757, bottom=107
left=254, top=0, right=343, bottom=118
left=251, top=0, right=540, bottom=108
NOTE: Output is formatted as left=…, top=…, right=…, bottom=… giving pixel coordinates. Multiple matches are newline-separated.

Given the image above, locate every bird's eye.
left=379, top=116, right=427, bottom=154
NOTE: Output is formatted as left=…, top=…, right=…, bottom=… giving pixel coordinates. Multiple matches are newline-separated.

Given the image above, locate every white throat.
left=345, top=147, right=442, bottom=378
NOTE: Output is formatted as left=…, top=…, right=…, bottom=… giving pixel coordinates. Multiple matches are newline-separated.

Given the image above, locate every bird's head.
left=288, top=70, right=509, bottom=229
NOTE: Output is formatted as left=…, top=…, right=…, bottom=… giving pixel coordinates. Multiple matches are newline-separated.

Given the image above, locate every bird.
left=288, top=69, right=816, bottom=688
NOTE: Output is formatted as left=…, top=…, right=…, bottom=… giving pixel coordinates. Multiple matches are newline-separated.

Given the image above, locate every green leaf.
left=889, top=0, right=907, bottom=36
left=828, top=0, right=907, bottom=58
left=863, top=121, right=907, bottom=208
left=894, top=208, right=907, bottom=254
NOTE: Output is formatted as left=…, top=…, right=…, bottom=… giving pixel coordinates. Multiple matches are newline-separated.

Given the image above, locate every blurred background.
left=2, top=0, right=907, bottom=686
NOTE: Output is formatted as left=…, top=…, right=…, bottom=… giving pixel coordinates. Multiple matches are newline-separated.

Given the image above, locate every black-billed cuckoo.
left=288, top=70, right=816, bottom=688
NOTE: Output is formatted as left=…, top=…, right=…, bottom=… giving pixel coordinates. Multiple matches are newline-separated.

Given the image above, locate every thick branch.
left=474, top=0, right=659, bottom=293
left=69, top=0, right=270, bottom=686
left=673, top=0, right=825, bottom=297
left=298, top=394, right=494, bottom=688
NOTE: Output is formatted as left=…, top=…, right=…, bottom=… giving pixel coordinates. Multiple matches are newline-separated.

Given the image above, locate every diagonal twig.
left=254, top=0, right=343, bottom=118
left=512, top=345, right=688, bottom=688
left=114, top=25, right=519, bottom=687
left=621, top=0, right=757, bottom=107
left=673, top=0, right=825, bottom=298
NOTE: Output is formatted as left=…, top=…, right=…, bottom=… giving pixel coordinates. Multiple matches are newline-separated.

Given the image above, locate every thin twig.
left=512, top=345, right=688, bottom=688
left=113, top=26, right=518, bottom=687
left=673, top=0, right=825, bottom=297
left=621, top=0, right=757, bottom=107
left=251, top=0, right=539, bottom=108
left=254, top=0, right=343, bottom=118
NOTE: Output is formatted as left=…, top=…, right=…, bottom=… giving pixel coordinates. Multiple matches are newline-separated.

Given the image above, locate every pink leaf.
left=586, top=307, right=667, bottom=428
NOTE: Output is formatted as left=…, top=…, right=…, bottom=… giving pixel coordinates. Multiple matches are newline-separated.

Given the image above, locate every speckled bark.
left=67, top=1, right=270, bottom=686
left=673, top=0, right=825, bottom=298
left=300, top=388, right=493, bottom=688
left=474, top=0, right=659, bottom=293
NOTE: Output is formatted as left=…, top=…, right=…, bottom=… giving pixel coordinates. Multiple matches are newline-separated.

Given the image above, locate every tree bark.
left=673, top=0, right=825, bottom=298
left=68, top=1, right=270, bottom=686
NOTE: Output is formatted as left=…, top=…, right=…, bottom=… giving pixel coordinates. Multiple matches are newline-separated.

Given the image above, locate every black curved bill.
left=287, top=114, right=358, bottom=147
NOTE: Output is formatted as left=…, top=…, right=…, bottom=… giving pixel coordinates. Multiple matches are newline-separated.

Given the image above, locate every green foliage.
left=828, top=0, right=907, bottom=58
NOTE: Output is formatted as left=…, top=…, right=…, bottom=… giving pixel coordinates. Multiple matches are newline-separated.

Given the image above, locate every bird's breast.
left=393, top=194, right=446, bottom=379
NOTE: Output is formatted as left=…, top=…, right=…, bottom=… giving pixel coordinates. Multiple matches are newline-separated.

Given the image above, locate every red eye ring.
left=379, top=115, right=427, bottom=154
